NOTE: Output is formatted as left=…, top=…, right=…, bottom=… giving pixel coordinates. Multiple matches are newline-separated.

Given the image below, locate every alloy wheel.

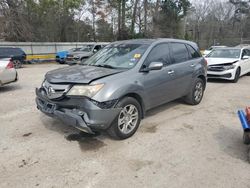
left=118, top=104, right=139, bottom=134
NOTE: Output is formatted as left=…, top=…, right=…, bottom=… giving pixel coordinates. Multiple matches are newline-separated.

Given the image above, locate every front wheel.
left=232, top=68, right=240, bottom=83
left=107, top=97, right=142, bottom=140
left=184, top=78, right=205, bottom=105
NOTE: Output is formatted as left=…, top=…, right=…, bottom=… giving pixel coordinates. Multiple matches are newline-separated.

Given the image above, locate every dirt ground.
left=1, top=64, right=250, bottom=188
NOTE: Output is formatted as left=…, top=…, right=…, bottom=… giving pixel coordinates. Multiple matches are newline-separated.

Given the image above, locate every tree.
left=152, top=0, right=191, bottom=38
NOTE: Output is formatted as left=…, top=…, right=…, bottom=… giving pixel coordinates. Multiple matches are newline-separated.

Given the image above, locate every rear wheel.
left=232, top=68, right=240, bottom=83
left=184, top=78, right=205, bottom=105
left=107, top=97, right=142, bottom=140
left=13, top=60, right=22, bottom=69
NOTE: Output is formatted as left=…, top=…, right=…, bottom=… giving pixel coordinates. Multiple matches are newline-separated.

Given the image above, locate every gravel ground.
left=0, top=64, right=250, bottom=188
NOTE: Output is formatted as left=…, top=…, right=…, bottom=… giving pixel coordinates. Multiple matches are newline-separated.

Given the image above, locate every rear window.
left=171, top=43, right=189, bottom=63
left=0, top=48, right=24, bottom=56
left=186, top=45, right=201, bottom=59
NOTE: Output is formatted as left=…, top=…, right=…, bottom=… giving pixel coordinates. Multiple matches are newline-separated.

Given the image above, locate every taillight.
left=204, top=59, right=208, bottom=66
left=6, top=61, right=14, bottom=69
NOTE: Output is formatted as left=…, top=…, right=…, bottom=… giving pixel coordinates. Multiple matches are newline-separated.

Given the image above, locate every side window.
left=242, top=50, right=246, bottom=58
left=186, top=45, right=201, bottom=59
left=170, top=43, right=189, bottom=63
left=144, top=43, right=171, bottom=66
left=245, top=49, right=250, bottom=56
left=94, top=45, right=102, bottom=51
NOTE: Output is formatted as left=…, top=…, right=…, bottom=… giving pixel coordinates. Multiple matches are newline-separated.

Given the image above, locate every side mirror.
left=93, top=49, right=98, bottom=53
left=148, top=62, right=164, bottom=71
left=242, top=55, right=250, bottom=60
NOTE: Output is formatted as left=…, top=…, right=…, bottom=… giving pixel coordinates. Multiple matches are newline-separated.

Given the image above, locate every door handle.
left=190, top=64, right=195, bottom=67
left=168, top=70, right=175, bottom=74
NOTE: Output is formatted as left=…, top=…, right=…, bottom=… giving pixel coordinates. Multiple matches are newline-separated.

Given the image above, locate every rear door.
left=168, top=43, right=197, bottom=97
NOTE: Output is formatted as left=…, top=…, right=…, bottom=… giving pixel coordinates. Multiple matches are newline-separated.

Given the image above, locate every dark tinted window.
left=186, top=45, right=201, bottom=59
left=170, top=43, right=189, bottom=63
left=144, top=43, right=171, bottom=66
left=242, top=49, right=250, bottom=58
left=94, top=45, right=102, bottom=51
left=0, top=48, right=24, bottom=56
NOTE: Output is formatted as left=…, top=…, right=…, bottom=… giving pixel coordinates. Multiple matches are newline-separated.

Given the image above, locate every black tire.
left=232, top=68, right=240, bottom=83
left=243, top=132, right=250, bottom=145
left=184, top=78, right=205, bottom=105
left=13, top=60, right=22, bottom=69
left=107, top=97, right=142, bottom=140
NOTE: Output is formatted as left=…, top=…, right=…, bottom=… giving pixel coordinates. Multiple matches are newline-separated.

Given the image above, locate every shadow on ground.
left=214, top=126, right=249, bottom=162
left=41, top=115, right=107, bottom=151
left=0, top=84, right=21, bottom=93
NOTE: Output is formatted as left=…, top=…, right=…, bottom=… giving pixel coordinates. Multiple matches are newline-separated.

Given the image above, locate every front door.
left=140, top=43, right=178, bottom=109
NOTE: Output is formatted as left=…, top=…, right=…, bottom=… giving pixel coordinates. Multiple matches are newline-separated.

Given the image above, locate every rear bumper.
left=0, top=70, right=18, bottom=86
left=35, top=88, right=121, bottom=133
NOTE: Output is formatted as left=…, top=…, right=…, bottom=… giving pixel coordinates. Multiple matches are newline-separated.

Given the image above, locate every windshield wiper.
left=95, top=64, right=116, bottom=69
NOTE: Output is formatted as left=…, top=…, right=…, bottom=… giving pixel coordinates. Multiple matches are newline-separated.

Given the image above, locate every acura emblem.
left=48, top=86, right=55, bottom=95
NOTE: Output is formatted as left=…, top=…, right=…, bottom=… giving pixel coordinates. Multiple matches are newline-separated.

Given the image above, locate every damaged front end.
left=208, top=61, right=238, bottom=72
left=36, top=84, right=121, bottom=134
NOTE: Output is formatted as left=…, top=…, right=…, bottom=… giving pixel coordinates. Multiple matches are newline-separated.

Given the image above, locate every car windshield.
left=82, top=43, right=149, bottom=69
left=68, top=48, right=81, bottom=53
left=207, top=49, right=241, bottom=58
left=79, top=45, right=94, bottom=52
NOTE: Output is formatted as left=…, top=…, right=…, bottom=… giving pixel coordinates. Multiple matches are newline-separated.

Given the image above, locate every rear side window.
left=170, top=43, right=189, bottom=63
left=186, top=45, right=201, bottom=59
left=144, top=43, right=171, bottom=66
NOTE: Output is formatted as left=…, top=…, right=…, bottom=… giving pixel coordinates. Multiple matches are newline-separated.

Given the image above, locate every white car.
left=0, top=58, right=18, bottom=86
left=206, top=47, right=250, bottom=83
left=203, top=46, right=227, bottom=57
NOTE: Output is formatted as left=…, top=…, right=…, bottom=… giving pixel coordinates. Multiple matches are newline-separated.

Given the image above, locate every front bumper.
left=35, top=88, right=121, bottom=134
left=65, top=58, right=80, bottom=65
left=56, top=56, right=66, bottom=63
left=207, top=68, right=236, bottom=80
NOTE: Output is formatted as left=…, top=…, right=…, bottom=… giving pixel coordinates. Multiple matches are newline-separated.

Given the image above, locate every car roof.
left=0, top=47, right=23, bottom=51
left=110, top=38, right=197, bottom=46
left=213, top=47, right=250, bottom=50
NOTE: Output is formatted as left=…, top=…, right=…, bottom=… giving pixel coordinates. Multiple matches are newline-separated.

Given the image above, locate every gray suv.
left=36, top=39, right=207, bottom=139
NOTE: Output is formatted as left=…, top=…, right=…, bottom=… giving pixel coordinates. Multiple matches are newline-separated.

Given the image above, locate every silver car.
left=0, top=58, right=18, bottom=86
left=36, top=39, right=207, bottom=139
left=66, top=44, right=107, bottom=65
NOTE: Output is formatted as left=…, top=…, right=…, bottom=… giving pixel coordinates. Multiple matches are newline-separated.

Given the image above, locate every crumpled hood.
left=206, top=58, right=239, bottom=66
left=45, top=65, right=124, bottom=84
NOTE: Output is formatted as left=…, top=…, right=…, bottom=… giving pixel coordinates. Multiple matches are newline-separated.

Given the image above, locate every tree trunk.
left=131, top=0, right=139, bottom=36
left=117, top=0, right=121, bottom=39
left=144, top=0, right=148, bottom=36
left=121, top=0, right=126, bottom=39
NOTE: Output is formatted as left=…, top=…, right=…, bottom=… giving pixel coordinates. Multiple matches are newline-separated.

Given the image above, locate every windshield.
left=83, top=43, right=149, bottom=69
left=207, top=49, right=241, bottom=59
left=68, top=48, right=81, bottom=53
left=79, top=45, right=94, bottom=52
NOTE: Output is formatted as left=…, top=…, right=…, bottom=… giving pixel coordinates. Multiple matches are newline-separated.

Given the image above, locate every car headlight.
left=73, top=56, right=80, bottom=59
left=223, top=65, right=236, bottom=70
left=67, top=84, right=104, bottom=98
